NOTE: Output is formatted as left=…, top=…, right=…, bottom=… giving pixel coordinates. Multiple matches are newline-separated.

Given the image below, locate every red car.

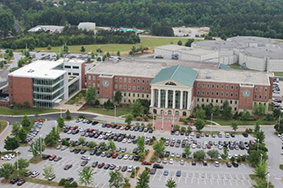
left=112, top=153, right=118, bottom=158
left=142, top=161, right=152, bottom=166
left=88, top=129, right=94, bottom=133
left=116, top=126, right=121, bottom=129
left=107, top=124, right=112, bottom=128
left=98, top=163, right=105, bottom=168
left=49, top=155, right=56, bottom=161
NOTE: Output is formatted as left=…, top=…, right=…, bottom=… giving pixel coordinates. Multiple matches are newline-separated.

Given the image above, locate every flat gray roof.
left=228, top=36, right=277, bottom=44
left=193, top=40, right=241, bottom=50
left=241, top=47, right=283, bottom=59
left=197, top=69, right=273, bottom=85
left=155, top=45, right=217, bottom=55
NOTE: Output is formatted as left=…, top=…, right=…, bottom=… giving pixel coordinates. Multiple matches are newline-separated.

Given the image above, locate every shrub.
left=59, top=178, right=66, bottom=186
left=150, top=156, right=156, bottom=163
left=136, top=116, right=141, bottom=121
left=64, top=181, right=71, bottom=188
left=144, top=116, right=148, bottom=121
left=70, top=181, right=78, bottom=187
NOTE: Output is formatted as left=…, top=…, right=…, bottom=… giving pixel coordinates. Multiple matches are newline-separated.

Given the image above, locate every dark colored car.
left=150, top=168, right=156, bottom=175
left=66, top=177, right=74, bottom=183
left=121, top=166, right=127, bottom=172
left=226, top=162, right=232, bottom=168
left=64, top=164, right=72, bottom=170
left=17, top=179, right=26, bottom=186
left=92, top=161, right=98, bottom=168
left=104, top=164, right=110, bottom=169
left=10, top=178, right=19, bottom=184
left=98, top=163, right=105, bottom=168
left=192, top=161, right=196, bottom=166
left=153, top=164, right=164, bottom=169
left=81, top=160, right=88, bottom=166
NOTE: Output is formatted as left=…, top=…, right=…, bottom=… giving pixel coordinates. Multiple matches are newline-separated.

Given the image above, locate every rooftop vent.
left=27, top=69, right=34, bottom=73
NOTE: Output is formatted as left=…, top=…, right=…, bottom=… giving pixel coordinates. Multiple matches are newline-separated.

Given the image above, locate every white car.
left=169, top=158, right=174, bottom=164
left=162, top=159, right=168, bottom=164
left=123, top=155, right=129, bottom=160
left=122, top=138, right=127, bottom=143
left=214, top=161, right=219, bottom=167
left=281, top=151, right=283, bottom=155
left=180, top=160, right=184, bottom=165
left=127, top=165, right=133, bottom=172
left=31, top=171, right=40, bottom=178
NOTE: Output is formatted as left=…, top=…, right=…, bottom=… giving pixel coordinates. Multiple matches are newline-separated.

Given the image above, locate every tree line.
left=2, top=0, right=283, bottom=38
left=0, top=27, right=140, bottom=49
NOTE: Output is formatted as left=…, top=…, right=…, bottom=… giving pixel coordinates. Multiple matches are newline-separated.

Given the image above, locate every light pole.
left=39, top=135, right=42, bottom=157
left=114, top=105, right=117, bottom=125
left=16, top=150, right=19, bottom=171
left=267, top=173, right=270, bottom=188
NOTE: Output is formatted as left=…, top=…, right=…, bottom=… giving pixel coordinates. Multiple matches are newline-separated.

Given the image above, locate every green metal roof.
left=151, top=65, right=197, bottom=87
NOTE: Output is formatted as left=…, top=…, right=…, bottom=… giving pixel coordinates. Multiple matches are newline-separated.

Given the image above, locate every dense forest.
left=1, top=0, right=283, bottom=38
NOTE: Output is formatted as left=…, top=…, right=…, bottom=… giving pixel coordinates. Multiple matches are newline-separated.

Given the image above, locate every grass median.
left=0, top=107, right=60, bottom=115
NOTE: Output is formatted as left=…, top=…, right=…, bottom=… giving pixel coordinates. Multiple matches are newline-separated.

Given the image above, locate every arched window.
left=168, top=110, right=172, bottom=115
left=175, top=111, right=179, bottom=116
left=165, top=82, right=177, bottom=86
left=182, top=111, right=187, bottom=117
left=153, top=109, right=157, bottom=114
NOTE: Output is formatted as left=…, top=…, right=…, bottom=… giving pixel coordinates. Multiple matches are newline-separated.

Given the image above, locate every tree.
left=177, top=40, right=182, bottom=46
left=78, top=137, right=85, bottom=144
left=166, top=178, right=177, bottom=188
left=88, top=141, right=96, bottom=148
left=255, top=121, right=261, bottom=133
left=153, top=140, right=165, bottom=157
left=255, top=130, right=265, bottom=144
left=184, top=144, right=191, bottom=157
left=254, top=161, right=268, bottom=179
left=231, top=122, right=238, bottom=131
left=78, top=167, right=95, bottom=186
left=104, top=99, right=114, bottom=110
left=57, top=116, right=64, bottom=129
left=0, top=163, right=16, bottom=179
left=273, top=108, right=282, bottom=118
left=99, top=142, right=107, bottom=149
left=47, top=45, right=52, bottom=50
left=109, top=140, right=116, bottom=152
left=21, top=115, right=31, bottom=129
left=4, top=136, right=19, bottom=151
left=65, top=110, right=72, bottom=120
left=44, top=127, right=60, bottom=147
left=14, top=158, right=29, bottom=176
left=114, top=91, right=122, bottom=105
left=240, top=110, right=250, bottom=121
left=195, top=108, right=206, bottom=119
left=222, top=101, right=232, bottom=119
left=85, top=87, right=97, bottom=106
left=193, top=150, right=206, bottom=161
left=137, top=136, right=145, bottom=152
left=185, top=39, right=195, bottom=47
left=117, top=51, right=120, bottom=56
left=125, top=113, right=134, bottom=125
left=207, top=150, right=219, bottom=159
left=253, top=104, right=266, bottom=116
left=96, top=48, right=102, bottom=53
left=123, top=178, right=131, bottom=188
left=109, top=171, right=125, bottom=188
left=18, top=128, right=27, bottom=143
left=248, top=150, right=267, bottom=167
left=30, top=138, right=45, bottom=157
left=130, top=101, right=144, bottom=117
left=43, top=165, right=55, bottom=179
left=274, top=120, right=283, bottom=134
left=80, top=46, right=86, bottom=53
left=136, top=170, right=150, bottom=188
left=12, top=122, right=21, bottom=136
left=195, top=119, right=206, bottom=131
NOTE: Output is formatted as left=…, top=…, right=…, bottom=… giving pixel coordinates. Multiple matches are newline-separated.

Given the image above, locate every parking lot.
left=1, top=118, right=254, bottom=188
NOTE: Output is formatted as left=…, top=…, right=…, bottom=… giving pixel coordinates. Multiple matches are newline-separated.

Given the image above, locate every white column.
left=158, top=89, right=161, bottom=108
left=173, top=90, right=176, bottom=109
left=150, top=88, right=154, bottom=107
left=180, top=90, right=183, bottom=110
left=187, top=90, right=190, bottom=110
left=165, top=90, right=168, bottom=108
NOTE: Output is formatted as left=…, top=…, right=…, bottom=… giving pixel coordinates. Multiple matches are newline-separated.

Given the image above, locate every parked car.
left=64, top=164, right=72, bottom=170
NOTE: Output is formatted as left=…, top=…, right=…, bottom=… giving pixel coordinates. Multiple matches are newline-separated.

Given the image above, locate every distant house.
left=28, top=25, right=65, bottom=33
left=78, top=22, right=96, bottom=33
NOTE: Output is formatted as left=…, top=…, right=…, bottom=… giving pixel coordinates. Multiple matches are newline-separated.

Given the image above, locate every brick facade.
left=9, top=76, right=33, bottom=106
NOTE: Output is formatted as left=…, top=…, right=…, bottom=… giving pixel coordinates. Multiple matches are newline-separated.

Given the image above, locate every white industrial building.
left=28, top=25, right=65, bottom=33
left=155, top=36, right=283, bottom=72
left=154, top=45, right=218, bottom=62
left=78, top=22, right=96, bottom=33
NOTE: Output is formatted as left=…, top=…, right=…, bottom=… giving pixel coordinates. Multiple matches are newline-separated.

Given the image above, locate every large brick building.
left=8, top=59, right=85, bottom=108
left=86, top=61, right=273, bottom=117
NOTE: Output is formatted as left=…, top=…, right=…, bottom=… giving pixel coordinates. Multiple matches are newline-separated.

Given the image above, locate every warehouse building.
left=8, top=59, right=85, bottom=108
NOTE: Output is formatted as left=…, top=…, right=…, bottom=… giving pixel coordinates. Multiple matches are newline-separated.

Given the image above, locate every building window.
left=133, top=79, right=136, bottom=83
left=197, top=98, right=200, bottom=102
left=234, top=107, right=237, bottom=111
left=236, top=86, right=239, bottom=90
left=73, top=66, right=79, bottom=69
left=115, top=84, right=118, bottom=89
left=124, top=99, right=126, bottom=102
left=68, top=72, right=71, bottom=75
left=88, top=75, right=91, bottom=81
left=73, top=73, right=79, bottom=76
left=197, top=83, right=201, bottom=88
left=133, top=86, right=136, bottom=91
left=197, top=91, right=200, bottom=95
left=97, top=76, right=100, bottom=81
left=211, top=92, right=214, bottom=96
left=64, top=65, right=71, bottom=69
left=265, top=87, right=267, bottom=92
left=115, top=77, right=118, bottom=82
left=123, top=85, right=127, bottom=90
left=142, top=87, right=144, bottom=91
left=231, top=85, right=234, bottom=90
left=221, top=85, right=224, bottom=89
left=202, top=91, right=205, bottom=95
left=137, top=94, right=140, bottom=97
left=147, top=79, right=150, bottom=84
left=254, top=95, right=257, bottom=99
left=216, top=92, right=219, bottom=96
left=93, top=83, right=95, bottom=87
left=255, top=87, right=258, bottom=91
left=207, top=99, right=209, bottom=102
left=259, top=95, right=262, bottom=99
left=138, top=79, right=140, bottom=83
left=264, top=95, right=267, bottom=99
left=235, top=93, right=238, bottom=97
left=216, top=99, right=218, bottom=103
left=146, top=87, right=149, bottom=91
left=142, top=94, right=144, bottom=98
left=119, top=78, right=122, bottom=82
left=93, top=76, right=96, bottom=81
left=124, top=78, right=127, bottom=82
left=119, top=85, right=122, bottom=89
left=221, top=100, right=223, bottom=103
left=207, top=84, right=210, bottom=88
left=230, top=100, right=232, bottom=104
left=211, top=99, right=214, bottom=103
left=235, top=101, right=237, bottom=104
left=147, top=94, right=149, bottom=98
left=216, top=84, right=219, bottom=88
left=128, top=86, right=131, bottom=90
left=221, top=92, right=224, bottom=96
left=137, top=86, right=140, bottom=91
left=225, top=92, right=228, bottom=97
left=133, top=93, right=135, bottom=97
left=230, top=93, right=233, bottom=97
left=226, top=85, right=229, bottom=89
left=212, top=84, right=215, bottom=88
left=128, top=78, right=131, bottom=83
left=97, top=83, right=100, bottom=88
left=124, top=93, right=126, bottom=97
left=207, top=91, right=210, bottom=95
left=142, top=79, right=145, bottom=84
left=202, top=98, right=204, bottom=102
left=128, top=99, right=131, bottom=103
left=128, top=93, right=131, bottom=97
left=202, top=84, right=205, bottom=88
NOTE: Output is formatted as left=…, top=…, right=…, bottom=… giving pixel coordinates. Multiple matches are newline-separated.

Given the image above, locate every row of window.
left=197, top=90, right=239, bottom=98
left=68, top=72, right=79, bottom=76
left=196, top=98, right=238, bottom=105
left=197, top=83, right=239, bottom=90
left=64, top=65, right=79, bottom=69
left=115, top=77, right=150, bottom=84
left=123, top=92, right=149, bottom=98
left=88, top=83, right=100, bottom=88
left=115, top=84, right=150, bottom=92
left=88, top=75, right=100, bottom=81
left=254, top=95, right=267, bottom=100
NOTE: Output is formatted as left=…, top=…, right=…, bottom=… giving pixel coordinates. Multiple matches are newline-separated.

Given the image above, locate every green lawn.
left=274, top=72, right=283, bottom=77
left=82, top=106, right=129, bottom=117
left=33, top=37, right=192, bottom=55
left=229, top=63, right=242, bottom=70
left=213, top=118, right=276, bottom=126
left=0, top=120, right=8, bottom=133
left=0, top=107, right=60, bottom=115
left=280, top=164, right=283, bottom=170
